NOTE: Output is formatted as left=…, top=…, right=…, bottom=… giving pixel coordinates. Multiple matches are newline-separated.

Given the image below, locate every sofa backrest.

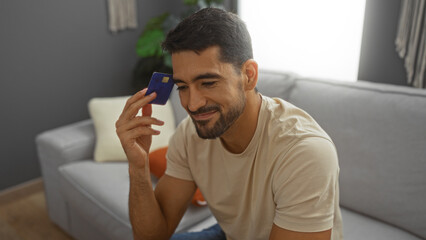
left=286, top=77, right=426, bottom=239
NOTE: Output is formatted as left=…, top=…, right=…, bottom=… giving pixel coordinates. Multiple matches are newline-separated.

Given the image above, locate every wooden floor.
left=0, top=179, right=73, bottom=240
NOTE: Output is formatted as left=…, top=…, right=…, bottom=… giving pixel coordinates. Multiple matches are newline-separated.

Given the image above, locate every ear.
left=242, top=59, right=258, bottom=91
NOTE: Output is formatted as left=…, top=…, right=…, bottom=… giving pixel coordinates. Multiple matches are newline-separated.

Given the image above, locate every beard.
left=189, top=87, right=246, bottom=139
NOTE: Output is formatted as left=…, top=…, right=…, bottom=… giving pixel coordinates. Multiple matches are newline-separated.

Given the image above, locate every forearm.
left=128, top=165, right=169, bottom=240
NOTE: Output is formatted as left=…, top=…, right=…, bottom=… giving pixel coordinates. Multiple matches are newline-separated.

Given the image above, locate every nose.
left=187, top=88, right=207, bottom=113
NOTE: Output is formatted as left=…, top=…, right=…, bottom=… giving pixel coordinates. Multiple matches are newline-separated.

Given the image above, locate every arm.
left=271, top=138, right=339, bottom=240
left=116, top=89, right=195, bottom=240
left=129, top=170, right=196, bottom=240
left=269, top=224, right=331, bottom=240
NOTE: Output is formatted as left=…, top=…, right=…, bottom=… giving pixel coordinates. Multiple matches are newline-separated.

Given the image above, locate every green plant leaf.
left=144, top=13, right=170, bottom=32
left=136, top=29, right=165, bottom=58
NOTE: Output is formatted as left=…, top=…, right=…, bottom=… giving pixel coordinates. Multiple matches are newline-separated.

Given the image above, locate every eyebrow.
left=173, top=72, right=223, bottom=84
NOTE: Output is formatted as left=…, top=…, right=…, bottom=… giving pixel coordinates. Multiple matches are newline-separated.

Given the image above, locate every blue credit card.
left=146, top=72, right=174, bottom=105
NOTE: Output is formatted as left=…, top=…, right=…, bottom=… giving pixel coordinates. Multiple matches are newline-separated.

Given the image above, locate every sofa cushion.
left=58, top=161, right=212, bottom=238
left=88, top=96, right=176, bottom=162
left=287, top=78, right=426, bottom=238
left=341, top=208, right=422, bottom=240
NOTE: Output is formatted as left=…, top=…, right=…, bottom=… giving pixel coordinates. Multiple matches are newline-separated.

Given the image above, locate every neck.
left=220, top=92, right=262, bottom=154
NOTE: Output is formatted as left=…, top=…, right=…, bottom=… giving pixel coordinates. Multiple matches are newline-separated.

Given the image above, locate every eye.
left=176, top=85, right=188, bottom=91
left=202, top=81, right=217, bottom=87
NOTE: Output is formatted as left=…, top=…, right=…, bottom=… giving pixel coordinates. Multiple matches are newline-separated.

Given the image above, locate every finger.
left=119, top=92, right=157, bottom=122
left=117, top=116, right=164, bottom=133
left=122, top=88, right=147, bottom=112
left=126, top=92, right=157, bottom=119
left=117, top=91, right=146, bottom=127
left=142, top=103, right=152, bottom=117
left=120, top=126, right=161, bottom=143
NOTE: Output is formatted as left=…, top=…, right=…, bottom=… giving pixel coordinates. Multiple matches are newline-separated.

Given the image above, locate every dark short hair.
left=162, top=8, right=253, bottom=72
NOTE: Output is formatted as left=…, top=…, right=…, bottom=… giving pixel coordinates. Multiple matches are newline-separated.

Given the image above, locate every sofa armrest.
left=36, top=119, right=96, bottom=165
left=35, top=119, right=96, bottom=232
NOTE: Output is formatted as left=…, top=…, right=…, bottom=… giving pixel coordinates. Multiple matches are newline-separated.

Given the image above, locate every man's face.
left=172, top=46, right=246, bottom=139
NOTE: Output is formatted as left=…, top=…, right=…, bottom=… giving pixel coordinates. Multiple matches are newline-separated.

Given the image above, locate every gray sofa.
left=36, top=71, right=426, bottom=240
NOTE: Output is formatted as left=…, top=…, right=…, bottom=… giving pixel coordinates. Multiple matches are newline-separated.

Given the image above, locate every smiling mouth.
left=191, top=110, right=218, bottom=121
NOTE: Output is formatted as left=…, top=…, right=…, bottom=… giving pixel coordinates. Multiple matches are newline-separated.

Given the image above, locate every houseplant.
left=133, top=0, right=224, bottom=89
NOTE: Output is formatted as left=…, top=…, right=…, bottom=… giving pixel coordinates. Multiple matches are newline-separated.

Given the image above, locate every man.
left=116, top=8, right=343, bottom=240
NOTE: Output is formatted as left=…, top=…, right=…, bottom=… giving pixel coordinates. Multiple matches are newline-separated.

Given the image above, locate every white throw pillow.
left=88, top=96, right=176, bottom=162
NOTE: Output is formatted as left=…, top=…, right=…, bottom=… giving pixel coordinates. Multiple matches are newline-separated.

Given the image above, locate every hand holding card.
left=146, top=72, right=174, bottom=105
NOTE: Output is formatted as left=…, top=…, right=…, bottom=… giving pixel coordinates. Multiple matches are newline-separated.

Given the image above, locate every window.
left=239, top=0, right=366, bottom=81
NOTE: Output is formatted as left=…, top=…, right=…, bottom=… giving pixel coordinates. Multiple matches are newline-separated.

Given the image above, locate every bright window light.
left=239, top=1, right=366, bottom=82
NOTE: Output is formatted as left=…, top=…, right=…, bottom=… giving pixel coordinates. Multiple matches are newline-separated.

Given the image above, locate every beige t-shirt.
left=166, top=96, right=343, bottom=240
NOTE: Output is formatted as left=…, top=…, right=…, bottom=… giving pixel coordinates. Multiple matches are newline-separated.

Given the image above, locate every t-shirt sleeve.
left=164, top=117, right=194, bottom=181
left=273, top=137, right=339, bottom=232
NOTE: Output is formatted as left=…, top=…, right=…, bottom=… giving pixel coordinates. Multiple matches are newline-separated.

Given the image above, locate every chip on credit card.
left=145, top=72, right=174, bottom=105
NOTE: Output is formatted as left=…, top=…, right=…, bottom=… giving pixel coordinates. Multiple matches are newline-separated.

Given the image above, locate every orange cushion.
left=149, top=147, right=206, bottom=206
left=148, top=147, right=168, bottom=177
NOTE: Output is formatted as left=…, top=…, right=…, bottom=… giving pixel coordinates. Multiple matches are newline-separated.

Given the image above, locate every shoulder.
left=170, top=116, right=197, bottom=145
left=260, top=97, right=339, bottom=190
left=165, top=117, right=196, bottom=181
left=287, top=137, right=338, bottom=171
left=174, top=116, right=193, bottom=136
left=167, top=117, right=192, bottom=160
left=271, top=137, right=339, bottom=232
left=168, top=116, right=215, bottom=158
left=272, top=136, right=339, bottom=190
left=261, top=95, right=332, bottom=143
